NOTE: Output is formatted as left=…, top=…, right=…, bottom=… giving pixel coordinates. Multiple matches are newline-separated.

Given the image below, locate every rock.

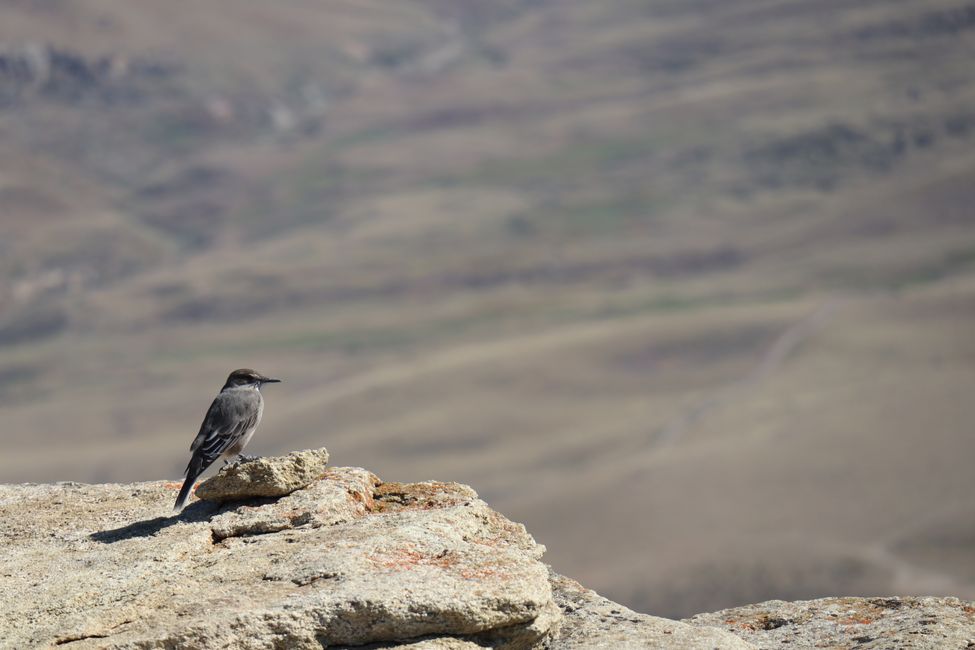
left=194, top=447, right=330, bottom=501
left=208, top=466, right=376, bottom=540
left=1, top=449, right=971, bottom=649
left=0, top=454, right=562, bottom=649
left=686, top=596, right=975, bottom=649
left=543, top=573, right=755, bottom=649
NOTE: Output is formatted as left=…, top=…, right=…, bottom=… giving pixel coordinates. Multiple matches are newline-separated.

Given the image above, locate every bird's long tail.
left=174, top=455, right=205, bottom=512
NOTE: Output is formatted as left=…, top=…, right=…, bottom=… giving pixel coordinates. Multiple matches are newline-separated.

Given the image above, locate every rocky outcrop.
left=686, top=596, right=975, bottom=649
left=1, top=448, right=972, bottom=649
left=543, top=574, right=752, bottom=649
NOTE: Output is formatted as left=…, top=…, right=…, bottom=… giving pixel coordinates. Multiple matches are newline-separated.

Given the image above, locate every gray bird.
left=174, top=368, right=281, bottom=511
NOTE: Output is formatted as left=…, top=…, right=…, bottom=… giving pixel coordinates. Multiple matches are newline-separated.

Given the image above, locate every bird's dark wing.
left=190, top=396, right=226, bottom=452
left=186, top=389, right=261, bottom=473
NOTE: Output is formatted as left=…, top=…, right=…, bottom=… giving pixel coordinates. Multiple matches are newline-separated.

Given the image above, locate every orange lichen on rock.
left=370, top=481, right=477, bottom=513
left=368, top=544, right=457, bottom=571
left=367, top=544, right=509, bottom=581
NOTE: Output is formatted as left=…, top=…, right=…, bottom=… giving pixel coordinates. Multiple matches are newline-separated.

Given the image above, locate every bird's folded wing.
left=197, top=413, right=257, bottom=463
left=191, top=397, right=225, bottom=451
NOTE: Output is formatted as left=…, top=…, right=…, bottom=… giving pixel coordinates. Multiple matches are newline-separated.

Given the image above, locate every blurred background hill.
left=1, top=0, right=974, bottom=618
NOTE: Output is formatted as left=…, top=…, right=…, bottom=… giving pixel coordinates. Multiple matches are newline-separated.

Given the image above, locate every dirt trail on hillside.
left=646, top=298, right=847, bottom=447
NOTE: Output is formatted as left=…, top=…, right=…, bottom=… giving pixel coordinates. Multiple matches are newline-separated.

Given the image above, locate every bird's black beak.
left=262, top=377, right=282, bottom=384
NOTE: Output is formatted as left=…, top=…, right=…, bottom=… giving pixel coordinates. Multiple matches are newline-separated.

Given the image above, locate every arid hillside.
left=1, top=0, right=974, bottom=617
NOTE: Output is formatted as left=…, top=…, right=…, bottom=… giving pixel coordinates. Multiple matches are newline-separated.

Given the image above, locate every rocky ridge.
left=1, top=449, right=972, bottom=649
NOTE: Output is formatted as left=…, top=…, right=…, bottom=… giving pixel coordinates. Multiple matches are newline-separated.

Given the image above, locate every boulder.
left=194, top=447, right=330, bottom=501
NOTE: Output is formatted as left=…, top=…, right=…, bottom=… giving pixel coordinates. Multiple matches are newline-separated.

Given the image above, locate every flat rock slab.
left=195, top=447, right=330, bottom=501
left=687, top=596, right=975, bottom=649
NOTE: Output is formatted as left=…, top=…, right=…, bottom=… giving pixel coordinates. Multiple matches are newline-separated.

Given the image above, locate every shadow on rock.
left=89, top=500, right=221, bottom=543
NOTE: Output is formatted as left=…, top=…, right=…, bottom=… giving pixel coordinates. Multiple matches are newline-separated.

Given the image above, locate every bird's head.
left=222, top=368, right=282, bottom=390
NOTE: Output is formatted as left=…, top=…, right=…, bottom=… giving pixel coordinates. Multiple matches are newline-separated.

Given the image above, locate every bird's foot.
left=234, top=453, right=259, bottom=464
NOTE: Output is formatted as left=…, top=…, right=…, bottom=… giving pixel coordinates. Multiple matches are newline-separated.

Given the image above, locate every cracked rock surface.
left=4, top=448, right=965, bottom=649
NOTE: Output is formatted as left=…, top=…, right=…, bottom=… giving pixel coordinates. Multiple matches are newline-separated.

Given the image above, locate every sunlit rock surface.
left=2, top=448, right=970, bottom=649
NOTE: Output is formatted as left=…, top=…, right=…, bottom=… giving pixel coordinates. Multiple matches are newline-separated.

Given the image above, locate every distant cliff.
left=1, top=449, right=971, bottom=649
